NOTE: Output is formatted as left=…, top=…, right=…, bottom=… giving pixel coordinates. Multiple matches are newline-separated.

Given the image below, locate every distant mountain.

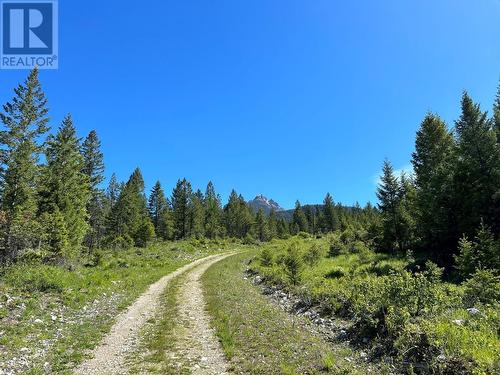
left=248, top=195, right=284, bottom=215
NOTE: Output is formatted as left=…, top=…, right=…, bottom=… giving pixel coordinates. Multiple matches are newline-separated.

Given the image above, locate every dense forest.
left=0, top=69, right=499, bottom=283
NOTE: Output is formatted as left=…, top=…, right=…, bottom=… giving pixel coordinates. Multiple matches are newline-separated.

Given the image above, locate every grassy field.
left=249, top=235, right=500, bottom=374
left=0, top=238, right=226, bottom=374
left=202, top=250, right=380, bottom=374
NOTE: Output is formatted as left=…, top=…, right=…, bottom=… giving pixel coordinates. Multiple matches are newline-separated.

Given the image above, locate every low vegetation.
left=0, top=239, right=224, bottom=374
left=202, top=251, right=381, bottom=374
left=250, top=235, right=500, bottom=374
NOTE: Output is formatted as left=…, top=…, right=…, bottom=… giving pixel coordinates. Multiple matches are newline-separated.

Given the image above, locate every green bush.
left=463, top=269, right=500, bottom=307
left=260, top=247, right=274, bottom=267
left=327, top=232, right=345, bottom=257
left=303, top=243, right=324, bottom=266
left=284, top=242, right=304, bottom=285
left=325, top=266, right=346, bottom=279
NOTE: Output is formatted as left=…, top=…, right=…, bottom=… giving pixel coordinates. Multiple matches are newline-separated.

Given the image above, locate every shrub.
left=463, top=269, right=500, bottom=307
left=303, top=243, right=324, bottom=266
left=327, top=232, right=345, bottom=257
left=260, top=247, right=274, bottom=267
left=283, top=242, right=304, bottom=285
left=325, top=266, right=346, bottom=279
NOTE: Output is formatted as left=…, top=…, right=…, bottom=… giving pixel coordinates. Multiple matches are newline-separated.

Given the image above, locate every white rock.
left=452, top=319, right=464, bottom=326
left=467, top=308, right=480, bottom=316
left=34, top=319, right=43, bottom=324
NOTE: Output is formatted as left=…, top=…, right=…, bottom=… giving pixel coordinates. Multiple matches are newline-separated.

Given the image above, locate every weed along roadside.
left=0, top=240, right=228, bottom=374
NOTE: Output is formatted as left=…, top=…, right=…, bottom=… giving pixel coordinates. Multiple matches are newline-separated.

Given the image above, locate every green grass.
left=127, top=271, right=189, bottom=374
left=0, top=238, right=226, bottom=374
left=249, top=236, right=500, bottom=374
left=202, top=250, right=373, bottom=374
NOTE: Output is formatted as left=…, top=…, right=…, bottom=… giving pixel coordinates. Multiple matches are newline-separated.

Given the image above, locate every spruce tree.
left=223, top=190, right=253, bottom=238
left=0, top=68, right=49, bottom=259
left=494, top=81, right=500, bottom=143
left=171, top=178, right=192, bottom=239
left=204, top=181, right=222, bottom=238
left=454, top=92, right=500, bottom=239
left=376, top=160, right=407, bottom=253
left=107, top=168, right=151, bottom=247
left=255, top=208, right=269, bottom=242
left=411, top=114, right=456, bottom=263
left=148, top=181, right=168, bottom=233
left=292, top=200, right=308, bottom=234
left=323, top=193, right=338, bottom=233
left=39, top=115, right=90, bottom=253
left=190, top=189, right=205, bottom=239
left=268, top=209, right=278, bottom=239
left=81, top=130, right=105, bottom=251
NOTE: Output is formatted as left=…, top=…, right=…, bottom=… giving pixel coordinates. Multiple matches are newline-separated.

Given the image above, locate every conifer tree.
left=190, top=189, right=205, bottom=239
left=323, top=193, right=338, bottom=233
left=0, top=68, right=49, bottom=259
left=81, top=130, right=105, bottom=251
left=204, top=181, right=222, bottom=238
left=171, top=178, right=192, bottom=239
left=39, top=115, right=90, bottom=253
left=454, top=92, right=500, bottom=239
left=106, top=173, right=120, bottom=209
left=494, top=81, right=500, bottom=143
left=255, top=208, right=269, bottom=242
left=376, top=160, right=407, bottom=253
left=223, top=190, right=253, bottom=238
left=276, top=218, right=289, bottom=238
left=148, top=181, right=168, bottom=234
left=268, top=209, right=278, bottom=239
left=411, top=114, right=456, bottom=263
left=292, top=200, right=308, bottom=234
left=107, top=168, right=151, bottom=247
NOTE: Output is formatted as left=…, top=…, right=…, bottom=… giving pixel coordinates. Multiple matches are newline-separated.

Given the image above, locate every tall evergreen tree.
left=107, top=168, right=151, bottom=247
left=292, top=200, right=308, bottom=234
left=81, top=130, right=105, bottom=251
left=0, top=68, right=49, bottom=259
left=148, top=181, right=168, bottom=236
left=494, top=81, right=500, bottom=143
left=190, top=189, right=205, bottom=239
left=376, top=160, right=408, bottom=253
left=224, top=190, right=253, bottom=238
left=268, top=209, right=278, bottom=239
left=171, top=178, right=192, bottom=239
left=204, top=181, right=222, bottom=238
left=322, top=193, right=338, bottom=233
left=255, top=208, right=269, bottom=242
left=39, top=115, right=90, bottom=253
left=106, top=173, right=120, bottom=209
left=411, top=114, right=456, bottom=263
left=454, top=92, right=500, bottom=239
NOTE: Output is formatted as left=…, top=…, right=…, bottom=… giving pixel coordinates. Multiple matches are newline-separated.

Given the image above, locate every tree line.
left=0, top=69, right=372, bottom=263
left=376, top=85, right=500, bottom=278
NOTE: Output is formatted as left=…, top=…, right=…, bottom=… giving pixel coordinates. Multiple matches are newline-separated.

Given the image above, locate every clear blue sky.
left=1, top=0, right=499, bottom=209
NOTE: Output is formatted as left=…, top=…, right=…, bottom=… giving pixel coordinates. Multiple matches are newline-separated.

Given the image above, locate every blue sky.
left=1, top=0, right=499, bottom=209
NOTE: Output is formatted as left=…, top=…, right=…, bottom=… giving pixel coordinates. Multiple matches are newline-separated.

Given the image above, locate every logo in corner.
left=1, top=0, right=58, bottom=69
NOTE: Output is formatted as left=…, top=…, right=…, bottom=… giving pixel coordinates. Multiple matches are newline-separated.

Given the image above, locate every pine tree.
left=276, top=218, right=289, bottom=238
left=39, top=115, right=90, bottom=254
left=106, top=173, right=120, bottom=209
left=204, top=181, right=222, bottom=238
left=107, top=168, right=151, bottom=247
left=376, top=160, right=408, bottom=253
left=292, top=200, right=308, bottom=234
left=323, top=193, right=338, bottom=233
left=223, top=190, right=253, bottom=238
left=171, top=178, right=192, bottom=239
left=190, top=189, right=205, bottom=239
left=411, top=114, right=456, bottom=263
left=148, top=181, right=168, bottom=234
left=454, top=92, right=500, bottom=239
left=494, top=81, right=500, bottom=143
left=81, top=130, right=105, bottom=251
left=40, top=208, right=70, bottom=260
left=255, top=209, right=269, bottom=242
left=268, top=209, right=278, bottom=239
left=0, top=68, right=49, bottom=260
